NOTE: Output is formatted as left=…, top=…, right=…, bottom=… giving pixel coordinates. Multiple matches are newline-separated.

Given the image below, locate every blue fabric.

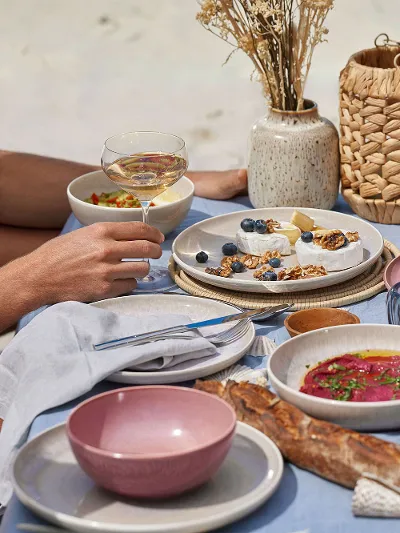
left=2, top=194, right=400, bottom=533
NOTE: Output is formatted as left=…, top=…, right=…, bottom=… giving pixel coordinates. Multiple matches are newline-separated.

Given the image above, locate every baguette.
left=195, top=380, right=400, bottom=489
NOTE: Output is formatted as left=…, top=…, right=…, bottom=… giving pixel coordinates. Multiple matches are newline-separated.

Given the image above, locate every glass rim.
left=103, top=131, right=186, bottom=156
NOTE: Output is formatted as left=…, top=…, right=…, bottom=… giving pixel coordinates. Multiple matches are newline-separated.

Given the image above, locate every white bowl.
left=268, top=324, right=400, bottom=431
left=67, top=170, right=194, bottom=235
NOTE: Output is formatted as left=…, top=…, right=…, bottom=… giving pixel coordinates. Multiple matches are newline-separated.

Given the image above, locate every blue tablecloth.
left=1, top=194, right=399, bottom=533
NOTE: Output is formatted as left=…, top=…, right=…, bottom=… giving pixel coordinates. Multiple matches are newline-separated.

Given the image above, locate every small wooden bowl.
left=284, top=308, right=360, bottom=338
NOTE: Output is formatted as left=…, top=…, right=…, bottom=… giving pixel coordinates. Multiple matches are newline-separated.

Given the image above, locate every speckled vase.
left=248, top=100, right=339, bottom=209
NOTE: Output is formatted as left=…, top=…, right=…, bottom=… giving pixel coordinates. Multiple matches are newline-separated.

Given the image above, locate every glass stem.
left=141, top=201, right=151, bottom=226
left=141, top=201, right=151, bottom=267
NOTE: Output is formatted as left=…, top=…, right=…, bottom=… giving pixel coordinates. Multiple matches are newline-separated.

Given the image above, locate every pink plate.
left=384, top=256, right=400, bottom=290
left=67, top=386, right=236, bottom=499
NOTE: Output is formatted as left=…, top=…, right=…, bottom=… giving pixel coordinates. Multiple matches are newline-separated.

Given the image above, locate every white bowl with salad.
left=67, top=170, right=194, bottom=234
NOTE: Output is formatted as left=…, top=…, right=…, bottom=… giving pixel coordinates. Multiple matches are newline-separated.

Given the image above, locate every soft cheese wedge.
left=295, top=230, right=363, bottom=271
left=236, top=229, right=291, bottom=256
left=274, top=222, right=301, bottom=245
left=291, top=210, right=314, bottom=232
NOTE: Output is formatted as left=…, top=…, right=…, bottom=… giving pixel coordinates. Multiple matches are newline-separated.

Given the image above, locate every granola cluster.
left=346, top=231, right=359, bottom=243
left=314, top=229, right=346, bottom=251
left=278, top=264, right=327, bottom=281
left=205, top=266, right=232, bottom=278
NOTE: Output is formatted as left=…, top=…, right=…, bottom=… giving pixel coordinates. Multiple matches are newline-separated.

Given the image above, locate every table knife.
left=93, top=304, right=290, bottom=351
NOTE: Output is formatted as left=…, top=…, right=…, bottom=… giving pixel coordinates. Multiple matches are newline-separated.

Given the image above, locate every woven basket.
left=340, top=45, right=400, bottom=224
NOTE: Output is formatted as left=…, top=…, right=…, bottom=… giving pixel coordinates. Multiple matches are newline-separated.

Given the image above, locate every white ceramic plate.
left=268, top=324, right=400, bottom=431
left=90, top=294, right=255, bottom=384
left=13, top=422, right=283, bottom=533
left=172, top=207, right=384, bottom=293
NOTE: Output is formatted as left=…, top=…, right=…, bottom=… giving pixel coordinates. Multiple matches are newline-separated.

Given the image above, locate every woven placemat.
left=168, top=240, right=400, bottom=311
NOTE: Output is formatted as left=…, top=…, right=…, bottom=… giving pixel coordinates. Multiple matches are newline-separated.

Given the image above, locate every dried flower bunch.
left=197, top=0, right=334, bottom=111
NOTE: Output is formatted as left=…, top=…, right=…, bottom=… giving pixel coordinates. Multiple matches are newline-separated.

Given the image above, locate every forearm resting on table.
left=0, top=150, right=97, bottom=229
left=0, top=256, right=44, bottom=333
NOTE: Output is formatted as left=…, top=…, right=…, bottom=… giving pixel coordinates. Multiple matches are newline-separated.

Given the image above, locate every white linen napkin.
left=353, top=474, right=400, bottom=517
left=0, top=301, right=216, bottom=505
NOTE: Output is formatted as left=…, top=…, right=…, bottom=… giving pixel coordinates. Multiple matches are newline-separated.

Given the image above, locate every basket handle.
left=374, top=33, right=400, bottom=67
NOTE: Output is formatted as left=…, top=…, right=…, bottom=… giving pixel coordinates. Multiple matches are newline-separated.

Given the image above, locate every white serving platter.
left=172, top=207, right=384, bottom=294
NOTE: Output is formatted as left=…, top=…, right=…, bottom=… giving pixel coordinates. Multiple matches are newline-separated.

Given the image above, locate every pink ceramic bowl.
left=66, top=386, right=236, bottom=499
left=384, top=256, right=400, bottom=290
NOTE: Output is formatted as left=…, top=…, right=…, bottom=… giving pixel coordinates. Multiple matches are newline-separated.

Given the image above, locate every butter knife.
left=93, top=304, right=290, bottom=351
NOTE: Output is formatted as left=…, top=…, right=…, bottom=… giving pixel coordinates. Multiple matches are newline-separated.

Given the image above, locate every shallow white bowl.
left=268, top=324, right=400, bottom=431
left=67, top=170, right=194, bottom=235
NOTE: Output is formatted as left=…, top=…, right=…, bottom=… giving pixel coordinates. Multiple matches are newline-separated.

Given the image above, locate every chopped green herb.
left=331, top=363, right=347, bottom=371
left=337, top=389, right=352, bottom=401
left=305, top=364, right=310, bottom=369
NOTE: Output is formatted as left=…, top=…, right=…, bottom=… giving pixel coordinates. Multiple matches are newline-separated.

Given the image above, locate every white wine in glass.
left=101, top=131, right=188, bottom=292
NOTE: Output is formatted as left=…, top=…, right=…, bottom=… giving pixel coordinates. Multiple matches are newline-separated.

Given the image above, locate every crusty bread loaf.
left=195, top=380, right=400, bottom=489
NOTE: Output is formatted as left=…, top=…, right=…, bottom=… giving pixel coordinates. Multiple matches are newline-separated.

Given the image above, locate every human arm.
left=0, top=221, right=163, bottom=333
left=0, top=151, right=97, bottom=229
left=0, top=151, right=248, bottom=229
left=186, top=168, right=247, bottom=200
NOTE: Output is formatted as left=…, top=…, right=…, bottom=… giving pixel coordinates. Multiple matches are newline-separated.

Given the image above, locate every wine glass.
left=101, top=131, right=188, bottom=292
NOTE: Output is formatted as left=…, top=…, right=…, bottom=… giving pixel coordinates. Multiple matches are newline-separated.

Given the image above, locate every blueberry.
left=255, top=220, right=267, bottom=234
left=262, top=271, right=278, bottom=281
left=269, top=257, right=281, bottom=268
left=196, top=251, right=208, bottom=263
left=222, top=242, right=238, bottom=256
left=301, top=231, right=313, bottom=243
left=340, top=236, right=349, bottom=248
left=231, top=261, right=244, bottom=273
left=240, top=218, right=255, bottom=232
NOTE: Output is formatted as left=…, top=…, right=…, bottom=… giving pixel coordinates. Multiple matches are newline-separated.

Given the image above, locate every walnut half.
left=253, top=265, right=274, bottom=280
left=205, top=266, right=232, bottom=278
left=314, top=229, right=346, bottom=251
left=260, top=250, right=282, bottom=264
left=346, top=231, right=359, bottom=243
left=240, top=254, right=261, bottom=269
left=221, top=255, right=241, bottom=268
left=278, top=264, right=327, bottom=281
left=265, top=219, right=281, bottom=233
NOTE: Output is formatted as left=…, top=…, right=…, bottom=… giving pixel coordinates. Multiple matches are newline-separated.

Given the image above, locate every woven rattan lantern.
left=340, top=37, right=400, bottom=224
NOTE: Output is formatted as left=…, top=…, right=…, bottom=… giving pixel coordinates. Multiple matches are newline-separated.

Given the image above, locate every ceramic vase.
left=248, top=100, right=339, bottom=209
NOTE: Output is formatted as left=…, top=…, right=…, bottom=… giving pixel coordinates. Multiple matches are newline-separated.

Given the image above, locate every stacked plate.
left=90, top=294, right=255, bottom=385
left=13, top=422, right=283, bottom=533
left=172, top=207, right=384, bottom=294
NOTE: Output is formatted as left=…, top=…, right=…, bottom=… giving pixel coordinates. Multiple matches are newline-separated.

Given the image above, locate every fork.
left=109, top=319, right=250, bottom=347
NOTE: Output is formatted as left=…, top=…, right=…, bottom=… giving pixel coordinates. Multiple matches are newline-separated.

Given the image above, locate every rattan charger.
left=340, top=45, right=400, bottom=224
left=169, top=240, right=399, bottom=311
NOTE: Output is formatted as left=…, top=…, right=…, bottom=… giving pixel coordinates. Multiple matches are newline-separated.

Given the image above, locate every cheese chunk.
left=291, top=210, right=314, bottom=232
left=236, top=229, right=291, bottom=256
left=274, top=222, right=301, bottom=245
left=295, top=231, right=363, bottom=271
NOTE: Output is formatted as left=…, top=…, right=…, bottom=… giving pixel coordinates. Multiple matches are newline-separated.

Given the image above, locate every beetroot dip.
left=300, top=350, right=400, bottom=402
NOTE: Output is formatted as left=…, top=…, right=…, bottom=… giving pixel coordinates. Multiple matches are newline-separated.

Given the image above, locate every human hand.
left=19, top=222, right=164, bottom=304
